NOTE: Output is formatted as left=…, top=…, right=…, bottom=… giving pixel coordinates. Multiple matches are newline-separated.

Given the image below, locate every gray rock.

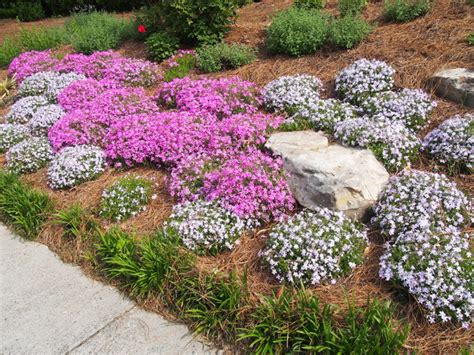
left=266, top=131, right=390, bottom=220
left=429, top=68, right=474, bottom=107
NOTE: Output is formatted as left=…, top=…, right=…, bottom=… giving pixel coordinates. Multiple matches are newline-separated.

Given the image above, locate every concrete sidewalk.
left=0, top=224, right=216, bottom=354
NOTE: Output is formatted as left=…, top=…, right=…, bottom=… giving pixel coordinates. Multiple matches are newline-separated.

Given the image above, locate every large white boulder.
left=266, top=131, right=390, bottom=220
left=429, top=68, right=474, bottom=107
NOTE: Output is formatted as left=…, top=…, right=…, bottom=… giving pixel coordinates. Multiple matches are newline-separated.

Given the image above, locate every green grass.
left=196, top=42, right=256, bottom=73
left=0, top=170, right=52, bottom=239
left=54, top=204, right=97, bottom=240
left=163, top=54, right=196, bottom=82
left=0, top=38, right=23, bottom=68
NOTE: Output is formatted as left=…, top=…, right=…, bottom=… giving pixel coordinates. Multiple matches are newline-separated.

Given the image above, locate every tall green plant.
left=338, top=0, right=368, bottom=16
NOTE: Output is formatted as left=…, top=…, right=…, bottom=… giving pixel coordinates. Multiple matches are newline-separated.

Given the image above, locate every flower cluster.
left=162, top=49, right=196, bottom=69
left=335, top=59, right=395, bottom=104
left=54, top=51, right=122, bottom=78
left=47, top=145, right=106, bottom=189
left=165, top=200, right=257, bottom=255
left=100, top=57, right=162, bottom=87
left=5, top=95, right=49, bottom=124
left=263, top=74, right=323, bottom=113
left=99, top=176, right=152, bottom=221
left=423, top=114, right=473, bottom=172
left=260, top=208, right=368, bottom=285
left=27, top=104, right=65, bottom=136
left=8, top=50, right=59, bottom=83
left=157, top=77, right=262, bottom=118
left=18, top=71, right=86, bottom=101
left=334, top=116, right=421, bottom=171
left=287, top=98, right=358, bottom=133
left=373, top=170, right=471, bottom=237
left=357, top=89, right=437, bottom=131
left=0, top=123, right=30, bottom=153
left=6, top=137, right=53, bottom=174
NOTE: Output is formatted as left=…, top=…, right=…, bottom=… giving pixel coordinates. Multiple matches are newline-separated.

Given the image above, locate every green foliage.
left=0, top=38, right=22, bottom=69
left=266, top=7, right=329, bottom=57
left=196, top=42, right=256, bottom=73
left=239, top=289, right=409, bottom=354
left=19, top=26, right=65, bottom=51
left=0, top=170, right=52, bottom=239
left=54, top=204, right=97, bottom=240
left=384, top=0, right=432, bottom=22
left=163, top=54, right=196, bottom=82
left=65, top=11, right=133, bottom=54
left=145, top=32, right=180, bottom=63
left=136, top=0, right=239, bottom=45
left=294, top=0, right=325, bottom=10
left=329, top=16, right=372, bottom=49
left=12, top=1, right=45, bottom=22
left=468, top=33, right=474, bottom=46
left=338, top=0, right=368, bottom=17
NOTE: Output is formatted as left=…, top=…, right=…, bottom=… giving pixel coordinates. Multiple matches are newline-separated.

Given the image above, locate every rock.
left=266, top=131, right=390, bottom=220
left=429, top=68, right=474, bottom=107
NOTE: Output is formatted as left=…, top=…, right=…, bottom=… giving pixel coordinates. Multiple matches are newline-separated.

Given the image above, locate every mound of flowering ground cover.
left=6, top=137, right=54, bottom=174
left=263, top=74, right=323, bottom=114
left=0, top=124, right=30, bottom=153
left=18, top=71, right=86, bottom=101
left=8, top=50, right=60, bottom=83
left=334, top=116, right=421, bottom=171
left=165, top=200, right=257, bottom=255
left=27, top=104, right=65, bottom=137
left=423, top=114, right=474, bottom=172
left=156, top=77, right=262, bottom=118
left=260, top=208, right=368, bottom=285
left=335, top=59, right=395, bottom=105
left=6, top=95, right=49, bottom=124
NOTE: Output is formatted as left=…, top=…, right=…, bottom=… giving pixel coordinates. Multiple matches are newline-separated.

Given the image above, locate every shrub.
left=263, top=74, right=323, bottom=113
left=335, top=58, right=396, bottom=104
left=6, top=137, right=53, bottom=174
left=19, top=26, right=65, bottom=51
left=0, top=123, right=30, bottom=153
left=334, top=116, right=421, bottom=172
left=357, top=88, right=437, bottom=131
left=196, top=42, right=256, bottom=73
left=99, top=176, right=152, bottom=221
left=6, top=95, right=49, bottom=124
left=27, top=104, right=65, bottom=136
left=18, top=71, right=86, bottom=101
left=373, top=170, right=471, bottom=238
left=329, top=16, right=372, bottom=49
left=145, top=31, right=180, bottom=63
left=285, top=98, right=358, bottom=133
left=54, top=204, right=97, bottom=239
left=13, top=1, right=45, bottom=21
left=469, top=33, right=474, bottom=46
left=266, top=7, right=329, bottom=56
left=162, top=50, right=196, bottom=82
left=422, top=114, right=473, bottom=173
left=338, top=0, right=368, bottom=17
left=0, top=171, right=52, bottom=239
left=0, top=38, right=22, bottom=69
left=294, top=0, right=325, bottom=10
left=165, top=200, right=256, bottom=255
left=47, top=145, right=107, bottom=189
left=384, top=0, right=431, bottom=22
left=239, top=289, right=408, bottom=353
left=261, top=208, right=367, bottom=285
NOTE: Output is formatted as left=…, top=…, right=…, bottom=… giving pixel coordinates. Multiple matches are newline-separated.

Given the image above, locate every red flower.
left=138, top=25, right=146, bottom=33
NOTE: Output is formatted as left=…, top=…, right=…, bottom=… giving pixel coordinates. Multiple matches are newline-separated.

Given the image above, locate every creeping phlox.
left=27, top=104, right=65, bottom=137
left=423, top=114, right=474, bottom=172
left=374, top=170, right=473, bottom=326
left=357, top=88, right=437, bottom=131
left=287, top=98, right=358, bottom=133
left=335, top=59, right=395, bottom=105
left=100, top=176, right=152, bottom=222
left=6, top=137, right=54, bottom=174
left=47, top=145, right=106, bottom=189
left=5, top=95, right=49, bottom=124
left=18, top=71, right=86, bottom=101
left=165, top=200, right=258, bottom=255
left=263, top=74, right=323, bottom=114
left=8, top=50, right=60, bottom=83
left=260, top=208, right=368, bottom=286
left=0, top=123, right=30, bottom=153
left=334, top=116, right=421, bottom=171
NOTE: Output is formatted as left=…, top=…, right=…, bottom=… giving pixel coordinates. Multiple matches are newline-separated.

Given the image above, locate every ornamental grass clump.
left=6, top=95, right=49, bottom=124
left=0, top=124, right=30, bottom=153
left=373, top=170, right=471, bottom=238
left=165, top=200, right=257, bottom=255
left=263, top=74, right=323, bottom=114
left=47, top=145, right=106, bottom=189
left=335, top=59, right=395, bottom=105
left=6, top=137, right=54, bottom=175
left=18, top=71, right=86, bottom=101
left=334, top=117, right=420, bottom=171
left=286, top=98, right=358, bottom=132
left=100, top=176, right=152, bottom=222
left=357, top=88, right=437, bottom=131
left=261, top=208, right=368, bottom=285
left=422, top=114, right=473, bottom=173
left=27, top=104, right=65, bottom=136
